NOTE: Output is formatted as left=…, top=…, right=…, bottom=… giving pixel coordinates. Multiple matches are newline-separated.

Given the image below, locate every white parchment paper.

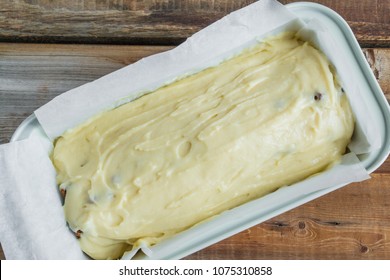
left=0, top=0, right=377, bottom=259
left=0, top=136, right=87, bottom=259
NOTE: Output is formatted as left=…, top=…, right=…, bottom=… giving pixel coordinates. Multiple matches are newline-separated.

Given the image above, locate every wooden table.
left=0, top=0, right=389, bottom=260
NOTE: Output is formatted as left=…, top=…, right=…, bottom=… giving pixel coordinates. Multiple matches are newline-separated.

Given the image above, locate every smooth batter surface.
left=52, top=33, right=354, bottom=259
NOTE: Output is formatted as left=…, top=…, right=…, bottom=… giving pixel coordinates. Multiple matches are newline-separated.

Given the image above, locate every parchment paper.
left=0, top=135, right=87, bottom=259
left=0, top=0, right=376, bottom=259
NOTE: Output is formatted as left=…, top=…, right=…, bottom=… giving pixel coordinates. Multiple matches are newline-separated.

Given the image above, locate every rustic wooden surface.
left=0, top=0, right=389, bottom=47
left=0, top=0, right=390, bottom=260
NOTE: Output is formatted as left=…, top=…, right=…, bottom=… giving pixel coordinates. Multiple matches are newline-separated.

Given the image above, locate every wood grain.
left=185, top=173, right=390, bottom=259
left=0, top=43, right=172, bottom=144
left=0, top=0, right=389, bottom=46
left=363, top=48, right=390, bottom=96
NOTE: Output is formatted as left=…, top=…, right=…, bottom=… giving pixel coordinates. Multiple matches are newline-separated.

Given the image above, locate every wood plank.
left=363, top=48, right=390, bottom=97
left=0, top=43, right=172, bottom=144
left=0, top=0, right=389, bottom=46
left=185, top=173, right=390, bottom=259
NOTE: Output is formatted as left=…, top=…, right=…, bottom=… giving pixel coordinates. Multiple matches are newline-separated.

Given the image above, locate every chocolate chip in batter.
left=314, top=92, right=323, bottom=101
left=60, top=188, right=67, bottom=198
left=75, top=230, right=83, bottom=239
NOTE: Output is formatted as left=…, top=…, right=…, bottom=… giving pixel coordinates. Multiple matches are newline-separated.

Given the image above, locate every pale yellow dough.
left=52, top=33, right=354, bottom=259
